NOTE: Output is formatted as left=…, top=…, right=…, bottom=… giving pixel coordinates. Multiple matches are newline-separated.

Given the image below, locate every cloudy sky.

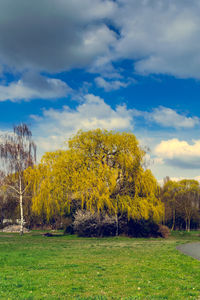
left=1, top=0, right=200, bottom=181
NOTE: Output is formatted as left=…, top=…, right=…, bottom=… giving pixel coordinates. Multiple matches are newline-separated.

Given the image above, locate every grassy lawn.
left=0, top=231, right=199, bottom=299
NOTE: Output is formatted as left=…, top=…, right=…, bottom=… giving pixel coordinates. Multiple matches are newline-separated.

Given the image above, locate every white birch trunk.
left=19, top=177, right=24, bottom=235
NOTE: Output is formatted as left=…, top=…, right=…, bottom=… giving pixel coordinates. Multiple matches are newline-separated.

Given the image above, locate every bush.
left=73, top=211, right=168, bottom=238
left=73, top=210, right=116, bottom=237
left=63, top=217, right=74, bottom=235
left=127, top=219, right=160, bottom=238
left=73, top=210, right=99, bottom=237
left=118, top=214, right=129, bottom=235
left=158, top=225, right=170, bottom=238
left=100, top=215, right=116, bottom=237
left=62, top=217, right=74, bottom=234
left=64, top=223, right=74, bottom=235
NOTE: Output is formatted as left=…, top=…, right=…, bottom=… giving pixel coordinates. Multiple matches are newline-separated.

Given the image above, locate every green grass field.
left=0, top=231, right=199, bottom=299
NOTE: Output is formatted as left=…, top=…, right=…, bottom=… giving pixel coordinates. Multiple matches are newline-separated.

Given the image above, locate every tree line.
left=0, top=124, right=199, bottom=235
left=162, top=177, right=200, bottom=231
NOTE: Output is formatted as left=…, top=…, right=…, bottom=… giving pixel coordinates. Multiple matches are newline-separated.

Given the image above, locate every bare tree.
left=177, top=179, right=200, bottom=232
left=0, top=124, right=36, bottom=235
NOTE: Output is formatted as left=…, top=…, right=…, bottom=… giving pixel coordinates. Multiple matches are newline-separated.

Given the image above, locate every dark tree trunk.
left=115, top=213, right=119, bottom=236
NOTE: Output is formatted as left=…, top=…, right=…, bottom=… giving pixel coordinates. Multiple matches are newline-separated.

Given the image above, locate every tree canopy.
left=161, top=178, right=200, bottom=231
left=26, top=129, right=164, bottom=224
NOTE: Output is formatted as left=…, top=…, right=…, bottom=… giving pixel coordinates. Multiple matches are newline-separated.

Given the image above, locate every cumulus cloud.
left=132, top=106, right=199, bottom=129
left=1, top=0, right=200, bottom=80
left=0, top=73, right=71, bottom=101
left=113, top=0, right=200, bottom=79
left=148, top=106, right=199, bottom=128
left=32, top=93, right=134, bottom=155
left=155, top=139, right=200, bottom=169
left=95, top=76, right=130, bottom=91
left=0, top=0, right=116, bottom=73
left=158, top=175, right=200, bottom=186
left=167, top=175, right=200, bottom=182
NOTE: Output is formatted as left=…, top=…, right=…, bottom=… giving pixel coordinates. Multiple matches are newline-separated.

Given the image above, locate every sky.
left=1, top=0, right=200, bottom=182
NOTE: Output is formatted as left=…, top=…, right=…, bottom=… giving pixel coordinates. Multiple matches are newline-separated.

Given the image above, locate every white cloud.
left=153, top=157, right=164, bottom=165
left=158, top=175, right=200, bottom=186
left=155, top=139, right=200, bottom=159
left=132, top=106, right=199, bottom=129
left=2, top=0, right=200, bottom=79
left=155, top=138, right=200, bottom=168
left=95, top=77, right=130, bottom=91
left=112, top=0, right=200, bottom=79
left=32, top=93, right=134, bottom=155
left=168, top=176, right=200, bottom=182
left=0, top=0, right=117, bottom=73
left=0, top=73, right=71, bottom=101
left=148, top=106, right=199, bottom=128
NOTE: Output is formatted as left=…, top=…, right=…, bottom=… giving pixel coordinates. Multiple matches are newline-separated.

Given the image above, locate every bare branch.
left=0, top=123, right=36, bottom=235
left=3, top=184, right=20, bottom=195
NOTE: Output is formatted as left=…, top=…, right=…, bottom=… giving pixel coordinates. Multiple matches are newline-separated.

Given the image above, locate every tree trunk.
left=185, top=218, right=189, bottom=232
left=171, top=207, right=175, bottom=231
left=115, top=213, right=119, bottom=236
left=19, top=178, right=24, bottom=235
left=163, top=204, right=166, bottom=225
left=187, top=218, right=191, bottom=232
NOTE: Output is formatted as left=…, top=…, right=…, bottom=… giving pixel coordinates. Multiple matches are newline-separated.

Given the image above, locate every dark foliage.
left=126, top=219, right=160, bottom=238
left=100, top=214, right=116, bottom=236
left=117, top=215, right=167, bottom=238
left=73, top=210, right=116, bottom=237
left=63, top=217, right=74, bottom=235
left=72, top=210, right=168, bottom=238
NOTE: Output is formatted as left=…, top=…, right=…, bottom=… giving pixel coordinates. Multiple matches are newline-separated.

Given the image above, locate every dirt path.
left=177, top=242, right=200, bottom=261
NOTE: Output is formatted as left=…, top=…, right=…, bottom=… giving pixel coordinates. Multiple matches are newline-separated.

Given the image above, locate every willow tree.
left=27, top=129, right=163, bottom=233
left=25, top=150, right=81, bottom=221
left=0, top=124, right=36, bottom=235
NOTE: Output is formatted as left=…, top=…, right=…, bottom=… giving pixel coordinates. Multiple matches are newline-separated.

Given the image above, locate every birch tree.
left=0, top=124, right=36, bottom=235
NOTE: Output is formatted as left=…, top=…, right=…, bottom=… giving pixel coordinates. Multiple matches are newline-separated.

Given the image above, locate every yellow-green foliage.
left=26, top=129, right=164, bottom=221
left=162, top=179, right=200, bottom=207
left=161, top=178, right=200, bottom=231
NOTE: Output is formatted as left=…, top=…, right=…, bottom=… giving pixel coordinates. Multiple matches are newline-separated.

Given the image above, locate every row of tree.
left=162, top=177, right=200, bottom=231
left=0, top=124, right=199, bottom=234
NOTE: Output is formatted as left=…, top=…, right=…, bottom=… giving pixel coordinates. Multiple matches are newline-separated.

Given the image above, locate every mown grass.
left=0, top=230, right=199, bottom=299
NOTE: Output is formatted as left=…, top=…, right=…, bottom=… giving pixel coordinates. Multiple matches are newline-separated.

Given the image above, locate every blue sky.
left=1, top=0, right=200, bottom=182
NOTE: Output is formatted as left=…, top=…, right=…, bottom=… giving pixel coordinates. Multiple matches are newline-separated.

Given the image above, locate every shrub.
left=73, top=210, right=100, bottom=237
left=63, top=217, right=74, bottom=235
left=73, top=211, right=168, bottom=238
left=100, top=215, right=116, bottom=237
left=126, top=219, right=159, bottom=238
left=118, top=214, right=129, bottom=235
left=158, top=225, right=170, bottom=238
left=118, top=215, right=163, bottom=238
left=73, top=210, right=116, bottom=237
